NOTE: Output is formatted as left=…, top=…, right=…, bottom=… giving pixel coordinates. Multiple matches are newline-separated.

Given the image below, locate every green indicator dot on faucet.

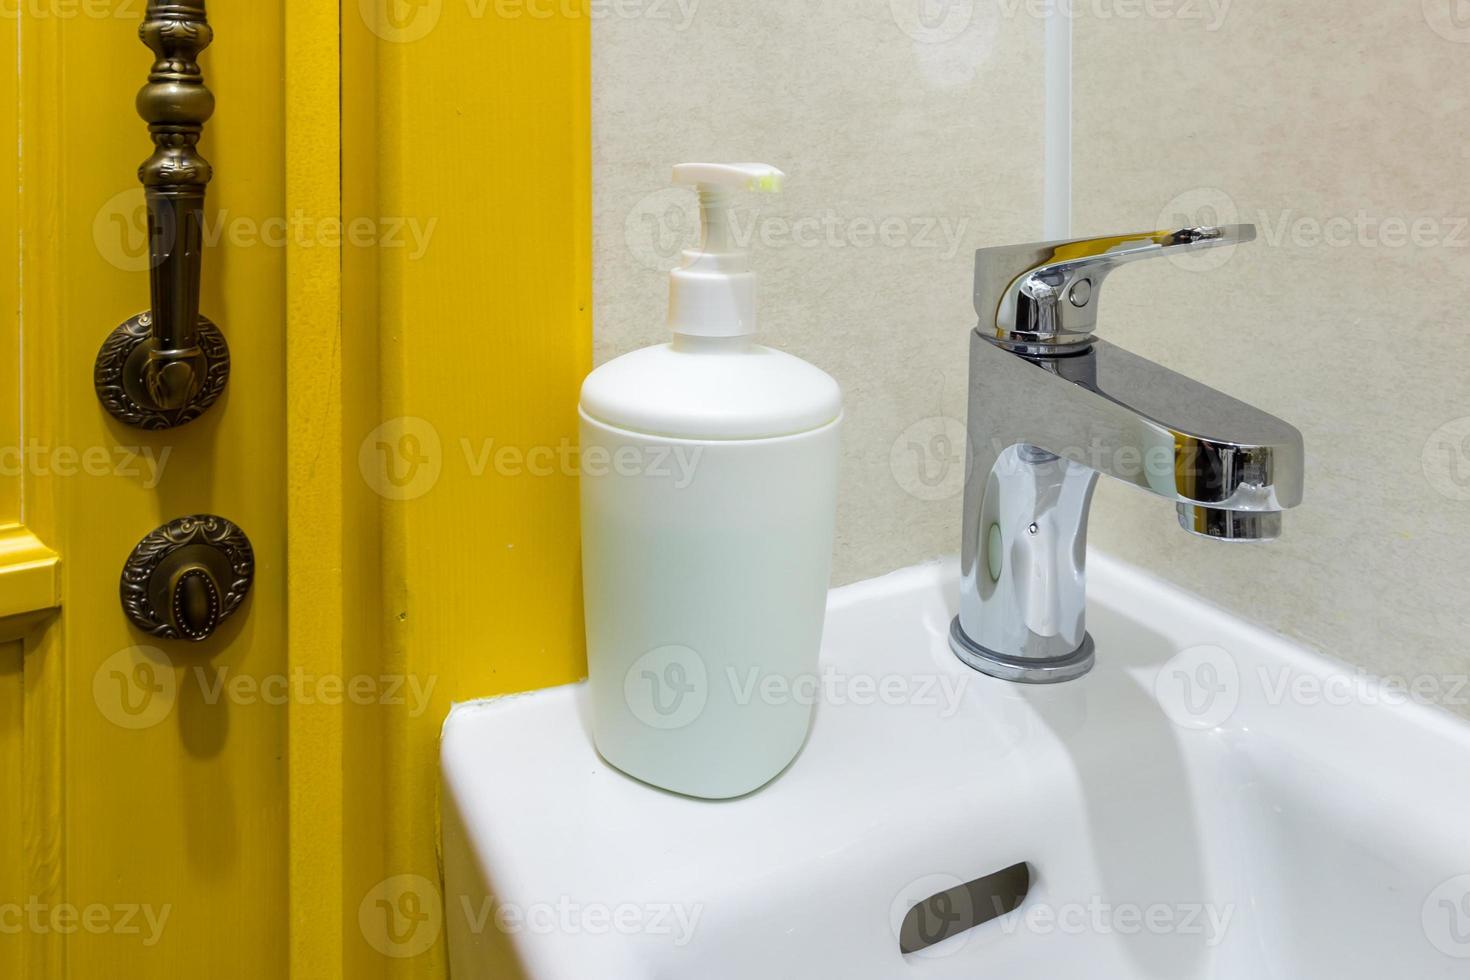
left=987, top=524, right=1004, bottom=583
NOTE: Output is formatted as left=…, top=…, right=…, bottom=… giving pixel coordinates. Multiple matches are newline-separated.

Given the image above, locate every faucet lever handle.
left=975, top=224, right=1256, bottom=352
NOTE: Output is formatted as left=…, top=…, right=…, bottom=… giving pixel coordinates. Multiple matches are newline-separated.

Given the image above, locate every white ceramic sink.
left=440, top=553, right=1470, bottom=979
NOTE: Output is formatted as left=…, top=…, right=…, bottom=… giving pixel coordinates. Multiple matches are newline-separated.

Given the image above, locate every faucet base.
left=948, top=619, right=1095, bottom=684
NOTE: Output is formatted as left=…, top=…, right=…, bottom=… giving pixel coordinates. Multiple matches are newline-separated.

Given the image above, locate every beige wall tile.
left=1073, top=0, right=1470, bottom=715
left=593, top=0, right=1047, bottom=584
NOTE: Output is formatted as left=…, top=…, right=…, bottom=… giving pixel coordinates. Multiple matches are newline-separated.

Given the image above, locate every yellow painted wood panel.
left=0, top=639, right=21, bottom=978
left=1, top=14, right=18, bottom=525
left=0, top=526, right=59, bottom=620
left=0, top=16, right=58, bottom=625
left=14, top=6, right=291, bottom=977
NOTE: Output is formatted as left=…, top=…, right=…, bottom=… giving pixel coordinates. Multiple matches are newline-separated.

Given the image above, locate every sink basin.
left=440, top=553, right=1470, bottom=979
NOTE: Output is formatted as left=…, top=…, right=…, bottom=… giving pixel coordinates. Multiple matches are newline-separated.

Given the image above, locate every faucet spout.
left=952, top=226, right=1304, bottom=684
left=1177, top=505, right=1282, bottom=542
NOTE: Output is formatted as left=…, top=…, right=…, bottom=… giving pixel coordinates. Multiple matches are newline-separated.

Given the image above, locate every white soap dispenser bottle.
left=580, top=163, right=842, bottom=800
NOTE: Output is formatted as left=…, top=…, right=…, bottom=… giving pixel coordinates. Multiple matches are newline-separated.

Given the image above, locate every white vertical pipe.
left=1043, top=5, right=1073, bottom=240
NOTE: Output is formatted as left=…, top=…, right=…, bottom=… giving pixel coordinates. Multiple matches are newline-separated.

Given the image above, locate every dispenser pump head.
left=668, top=163, right=785, bottom=340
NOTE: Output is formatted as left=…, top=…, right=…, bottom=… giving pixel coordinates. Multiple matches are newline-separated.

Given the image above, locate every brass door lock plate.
left=120, top=515, right=254, bottom=642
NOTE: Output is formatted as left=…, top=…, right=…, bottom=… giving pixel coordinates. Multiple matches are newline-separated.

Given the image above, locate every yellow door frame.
left=334, top=3, right=592, bottom=975
left=284, top=1, right=347, bottom=976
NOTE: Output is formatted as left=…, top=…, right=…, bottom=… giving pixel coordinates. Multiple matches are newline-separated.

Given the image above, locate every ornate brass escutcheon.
left=95, top=1, right=230, bottom=430
left=121, top=515, right=254, bottom=642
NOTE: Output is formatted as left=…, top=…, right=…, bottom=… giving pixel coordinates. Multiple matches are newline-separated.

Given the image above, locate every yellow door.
left=2, top=2, right=589, bottom=977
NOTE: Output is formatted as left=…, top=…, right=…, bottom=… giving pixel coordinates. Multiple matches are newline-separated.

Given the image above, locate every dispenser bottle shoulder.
left=580, top=342, right=842, bottom=440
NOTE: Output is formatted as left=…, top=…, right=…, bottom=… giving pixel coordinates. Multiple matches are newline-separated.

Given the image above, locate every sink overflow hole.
left=898, top=862, right=1032, bottom=956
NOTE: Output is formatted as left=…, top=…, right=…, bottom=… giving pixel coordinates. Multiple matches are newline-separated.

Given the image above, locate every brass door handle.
left=121, top=515, right=254, bottom=642
left=95, top=2, right=229, bottom=430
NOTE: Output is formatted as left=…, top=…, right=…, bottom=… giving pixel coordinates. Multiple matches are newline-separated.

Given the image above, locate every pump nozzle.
left=673, top=163, right=784, bottom=194
left=668, top=163, right=786, bottom=341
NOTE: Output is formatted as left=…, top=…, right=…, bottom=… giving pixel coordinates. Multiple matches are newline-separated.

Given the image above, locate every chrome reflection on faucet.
left=952, top=226, right=1305, bottom=684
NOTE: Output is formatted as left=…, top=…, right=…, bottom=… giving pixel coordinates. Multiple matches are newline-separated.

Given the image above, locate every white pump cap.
left=668, top=163, right=785, bottom=340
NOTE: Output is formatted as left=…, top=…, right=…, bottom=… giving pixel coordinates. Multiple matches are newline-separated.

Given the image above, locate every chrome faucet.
left=951, top=226, right=1304, bottom=683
